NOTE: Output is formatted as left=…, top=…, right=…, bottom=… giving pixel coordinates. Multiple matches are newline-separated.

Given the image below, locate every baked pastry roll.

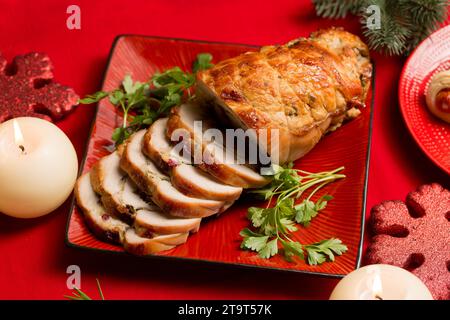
left=426, top=70, right=450, bottom=123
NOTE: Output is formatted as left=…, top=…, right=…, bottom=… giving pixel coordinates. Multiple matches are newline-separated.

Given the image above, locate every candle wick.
left=19, top=145, right=26, bottom=154
left=375, top=295, right=383, bottom=300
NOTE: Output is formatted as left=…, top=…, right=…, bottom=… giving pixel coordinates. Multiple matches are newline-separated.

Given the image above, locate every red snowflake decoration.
left=0, top=52, right=79, bottom=123
left=366, top=183, right=450, bottom=300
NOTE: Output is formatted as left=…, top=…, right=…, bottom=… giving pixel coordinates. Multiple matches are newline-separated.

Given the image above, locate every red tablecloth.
left=0, top=0, right=448, bottom=300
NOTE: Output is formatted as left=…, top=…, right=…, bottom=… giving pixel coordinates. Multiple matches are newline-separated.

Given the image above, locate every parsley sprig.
left=192, top=53, right=213, bottom=73
left=79, top=53, right=214, bottom=146
left=241, top=164, right=347, bottom=265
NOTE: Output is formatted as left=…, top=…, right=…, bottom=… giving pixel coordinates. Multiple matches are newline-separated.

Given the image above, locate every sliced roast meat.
left=74, top=172, right=129, bottom=244
left=143, top=117, right=185, bottom=172
left=75, top=173, right=193, bottom=255
left=120, top=130, right=166, bottom=195
left=151, top=179, right=230, bottom=218
left=134, top=209, right=200, bottom=236
left=90, top=151, right=155, bottom=223
left=120, top=130, right=227, bottom=218
left=166, top=102, right=269, bottom=188
left=89, top=149, right=202, bottom=235
left=143, top=118, right=242, bottom=201
left=171, top=165, right=242, bottom=201
left=123, top=228, right=189, bottom=255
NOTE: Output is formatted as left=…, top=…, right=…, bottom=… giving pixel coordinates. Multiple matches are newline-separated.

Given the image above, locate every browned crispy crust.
left=197, top=27, right=372, bottom=163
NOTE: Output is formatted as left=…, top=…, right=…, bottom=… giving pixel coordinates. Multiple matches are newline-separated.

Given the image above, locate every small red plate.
left=399, top=25, right=450, bottom=175
left=66, top=35, right=374, bottom=277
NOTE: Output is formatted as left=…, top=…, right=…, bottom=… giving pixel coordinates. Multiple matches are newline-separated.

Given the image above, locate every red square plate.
left=66, top=35, right=374, bottom=277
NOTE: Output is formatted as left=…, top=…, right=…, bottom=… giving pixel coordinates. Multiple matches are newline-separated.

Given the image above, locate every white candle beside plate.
left=0, top=117, right=78, bottom=218
left=330, top=264, right=433, bottom=300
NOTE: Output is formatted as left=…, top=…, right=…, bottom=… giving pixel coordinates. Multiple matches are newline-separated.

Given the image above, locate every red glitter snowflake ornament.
left=0, top=52, right=79, bottom=123
left=366, top=183, right=450, bottom=300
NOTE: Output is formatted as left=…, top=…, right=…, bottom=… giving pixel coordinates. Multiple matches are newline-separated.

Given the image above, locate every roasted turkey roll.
left=196, top=27, right=372, bottom=163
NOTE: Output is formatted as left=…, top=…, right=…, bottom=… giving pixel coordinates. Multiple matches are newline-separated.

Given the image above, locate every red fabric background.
left=0, top=0, right=448, bottom=299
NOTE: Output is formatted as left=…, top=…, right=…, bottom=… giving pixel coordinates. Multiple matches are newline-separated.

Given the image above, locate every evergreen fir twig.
left=312, top=0, right=449, bottom=55
left=312, top=0, right=364, bottom=18
left=360, top=0, right=412, bottom=55
left=405, top=0, right=449, bottom=50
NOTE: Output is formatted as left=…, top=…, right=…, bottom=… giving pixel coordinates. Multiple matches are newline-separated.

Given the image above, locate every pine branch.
left=361, top=0, right=412, bottom=55
left=403, top=0, right=449, bottom=51
left=408, top=0, right=448, bottom=28
left=312, top=0, right=449, bottom=55
left=312, top=0, right=364, bottom=19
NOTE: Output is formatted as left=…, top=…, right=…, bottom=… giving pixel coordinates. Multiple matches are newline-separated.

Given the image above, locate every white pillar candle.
left=0, top=117, right=78, bottom=218
left=330, top=264, right=433, bottom=300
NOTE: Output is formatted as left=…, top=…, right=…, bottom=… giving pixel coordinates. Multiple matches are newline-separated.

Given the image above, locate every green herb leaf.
left=294, top=194, right=333, bottom=226
left=193, top=53, right=214, bottom=73
left=247, top=185, right=276, bottom=200
left=305, top=238, right=348, bottom=266
left=80, top=54, right=213, bottom=147
left=281, top=240, right=304, bottom=262
left=152, top=67, right=195, bottom=88
left=241, top=234, right=269, bottom=251
left=294, top=200, right=316, bottom=226
left=279, top=218, right=297, bottom=232
left=259, top=238, right=278, bottom=259
left=241, top=165, right=347, bottom=264
left=109, top=90, right=124, bottom=105
left=316, top=194, right=333, bottom=210
left=247, top=207, right=266, bottom=228
left=278, top=197, right=294, bottom=216
left=159, top=91, right=181, bottom=113
left=306, top=249, right=327, bottom=265
left=79, top=91, right=109, bottom=104
left=122, top=75, right=134, bottom=94
left=239, top=228, right=261, bottom=238
left=111, top=127, right=131, bottom=145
